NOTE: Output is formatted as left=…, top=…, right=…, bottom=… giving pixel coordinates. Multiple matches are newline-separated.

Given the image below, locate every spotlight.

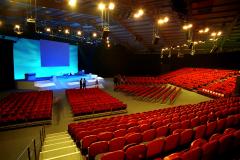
left=98, top=3, right=105, bottom=10
left=198, top=29, right=204, bottom=33
left=68, top=0, right=77, bottom=7
left=205, top=27, right=209, bottom=33
left=14, top=24, right=20, bottom=29
left=211, top=32, right=216, bottom=36
left=93, top=32, right=97, bottom=37
left=107, top=44, right=111, bottom=48
left=65, top=29, right=70, bottom=34
left=77, top=30, right=82, bottom=36
left=157, top=17, right=169, bottom=25
left=183, top=23, right=192, bottom=30
left=108, top=2, right=115, bottom=10
left=177, top=45, right=180, bottom=48
left=134, top=9, right=144, bottom=19
left=46, top=27, right=51, bottom=32
left=0, top=20, right=2, bottom=26
left=164, top=17, right=169, bottom=22
left=217, top=31, right=222, bottom=36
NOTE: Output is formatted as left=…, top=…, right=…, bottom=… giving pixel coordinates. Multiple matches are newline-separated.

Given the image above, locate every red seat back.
left=100, top=150, right=125, bottom=160
left=126, top=144, right=147, bottom=160
left=109, top=137, right=126, bottom=152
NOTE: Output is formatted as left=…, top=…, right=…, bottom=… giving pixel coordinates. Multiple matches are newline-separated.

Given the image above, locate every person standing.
left=95, top=78, right=99, bottom=88
left=83, top=78, right=87, bottom=89
left=79, top=78, right=83, bottom=89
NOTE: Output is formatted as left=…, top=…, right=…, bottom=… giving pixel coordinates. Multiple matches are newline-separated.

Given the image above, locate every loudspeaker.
left=152, top=35, right=160, bottom=45
left=235, top=76, right=240, bottom=95
left=102, top=28, right=110, bottom=40
left=26, top=21, right=36, bottom=34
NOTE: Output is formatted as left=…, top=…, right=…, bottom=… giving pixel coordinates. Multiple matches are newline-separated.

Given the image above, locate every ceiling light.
left=65, top=29, right=70, bottom=34
left=107, top=44, right=111, bottom=48
left=14, top=24, right=20, bottom=29
left=0, top=20, right=2, bottom=26
left=138, top=9, right=144, bottom=16
left=134, top=13, right=140, bottom=18
left=211, top=32, right=216, bottom=36
left=108, top=2, right=115, bottom=10
left=209, top=38, right=213, bottom=41
left=199, top=29, right=204, bottom=33
left=46, top=27, right=51, bottom=32
left=194, top=41, right=198, bottom=44
left=177, top=45, right=180, bottom=47
left=217, top=31, right=222, bottom=36
left=183, top=23, right=193, bottom=30
left=188, top=24, right=193, bottom=28
left=77, top=30, right=82, bottom=36
left=204, top=27, right=209, bottom=32
left=93, top=32, right=97, bottom=37
left=68, top=0, right=77, bottom=7
left=164, top=17, right=169, bottom=22
left=98, top=3, right=105, bottom=10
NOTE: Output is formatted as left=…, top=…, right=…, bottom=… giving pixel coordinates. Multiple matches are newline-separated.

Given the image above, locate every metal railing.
left=16, top=126, right=46, bottom=160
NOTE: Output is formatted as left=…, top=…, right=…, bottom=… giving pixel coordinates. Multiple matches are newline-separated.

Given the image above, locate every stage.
left=16, top=74, right=104, bottom=90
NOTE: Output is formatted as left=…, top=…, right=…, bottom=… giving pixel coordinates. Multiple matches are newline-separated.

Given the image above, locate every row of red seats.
left=115, top=85, right=181, bottom=104
left=199, top=77, right=238, bottom=98
left=80, top=114, right=239, bottom=157
left=162, top=128, right=240, bottom=160
left=66, top=88, right=127, bottom=116
left=87, top=114, right=239, bottom=160
left=98, top=128, right=240, bottom=160
left=68, top=96, right=240, bottom=141
left=68, top=97, right=240, bottom=159
left=0, top=91, right=53, bottom=126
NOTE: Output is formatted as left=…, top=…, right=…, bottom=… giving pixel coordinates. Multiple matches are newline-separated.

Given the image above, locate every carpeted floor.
left=0, top=78, right=211, bottom=160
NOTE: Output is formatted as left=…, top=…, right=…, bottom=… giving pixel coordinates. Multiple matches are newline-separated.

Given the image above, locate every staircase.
left=39, top=131, right=82, bottom=160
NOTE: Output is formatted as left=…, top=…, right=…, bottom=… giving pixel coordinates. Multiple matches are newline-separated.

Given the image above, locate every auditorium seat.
left=109, top=137, right=126, bottom=152
left=125, top=144, right=147, bottom=160
left=100, top=150, right=125, bottom=160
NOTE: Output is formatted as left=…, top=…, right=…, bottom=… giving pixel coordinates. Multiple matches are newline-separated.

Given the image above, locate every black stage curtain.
left=0, top=39, right=15, bottom=90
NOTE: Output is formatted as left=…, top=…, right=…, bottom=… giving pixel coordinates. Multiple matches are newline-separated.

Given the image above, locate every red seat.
left=181, top=147, right=201, bottom=160
left=164, top=134, right=180, bottom=152
left=109, top=137, right=126, bottom=152
left=127, top=126, right=140, bottom=133
left=179, top=129, right=193, bottom=146
left=194, top=125, right=206, bottom=139
left=126, top=144, right=147, bottom=160
left=113, top=129, right=127, bottom=138
left=218, top=134, right=234, bottom=155
left=98, top=132, right=113, bottom=141
left=226, top=116, right=237, bottom=128
left=163, top=152, right=182, bottom=160
left=170, top=122, right=181, bottom=133
left=152, top=120, right=163, bottom=129
left=100, top=150, right=125, bottom=160
left=191, top=117, right=199, bottom=128
left=81, top=135, right=98, bottom=152
left=125, top=132, right=142, bottom=144
left=223, top=128, right=236, bottom=135
left=205, top=121, right=217, bottom=138
left=88, top=141, right=109, bottom=160
left=139, top=124, right=150, bottom=132
left=216, top=118, right=226, bottom=133
left=199, top=115, right=208, bottom=124
left=146, top=138, right=165, bottom=159
left=181, top=120, right=190, bottom=129
left=190, top=138, right=207, bottom=149
left=209, top=133, right=222, bottom=141
left=142, top=129, right=156, bottom=142
left=233, top=130, right=240, bottom=148
left=201, top=140, right=219, bottom=160
left=156, top=126, right=169, bottom=137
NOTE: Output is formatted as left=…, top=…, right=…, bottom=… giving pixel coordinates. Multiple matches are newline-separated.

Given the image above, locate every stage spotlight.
left=46, top=27, right=51, bottom=32
left=77, top=30, right=82, bottom=36
left=14, top=24, right=23, bottom=35
left=98, top=3, right=105, bottom=10
left=205, top=27, right=209, bottom=33
left=68, top=0, right=77, bottom=7
left=134, top=9, right=144, bottom=19
left=108, top=2, right=115, bottom=10
left=93, top=32, right=97, bottom=37
left=183, top=23, right=192, bottom=30
left=107, top=44, right=111, bottom=48
left=164, top=17, right=169, bottom=22
left=211, top=32, right=216, bottom=36
left=64, top=29, right=70, bottom=34
left=217, top=31, right=222, bottom=36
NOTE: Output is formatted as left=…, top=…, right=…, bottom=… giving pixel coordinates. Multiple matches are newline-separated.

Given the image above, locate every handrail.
left=16, top=125, right=46, bottom=160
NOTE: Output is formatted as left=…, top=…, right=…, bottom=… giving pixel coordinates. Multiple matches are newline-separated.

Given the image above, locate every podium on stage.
left=25, top=73, right=36, bottom=80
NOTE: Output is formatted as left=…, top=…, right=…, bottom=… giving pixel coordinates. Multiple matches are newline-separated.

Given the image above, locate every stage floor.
left=16, top=74, right=104, bottom=90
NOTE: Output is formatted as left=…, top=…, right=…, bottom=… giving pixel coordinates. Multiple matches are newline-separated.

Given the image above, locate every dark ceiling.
left=0, top=0, right=240, bottom=54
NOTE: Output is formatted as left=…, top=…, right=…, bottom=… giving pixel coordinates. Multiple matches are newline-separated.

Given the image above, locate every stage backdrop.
left=13, top=38, right=78, bottom=80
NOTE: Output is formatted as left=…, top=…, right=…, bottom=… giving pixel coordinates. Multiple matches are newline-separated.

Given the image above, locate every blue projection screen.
left=13, top=38, right=78, bottom=80
left=40, top=40, right=69, bottom=67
